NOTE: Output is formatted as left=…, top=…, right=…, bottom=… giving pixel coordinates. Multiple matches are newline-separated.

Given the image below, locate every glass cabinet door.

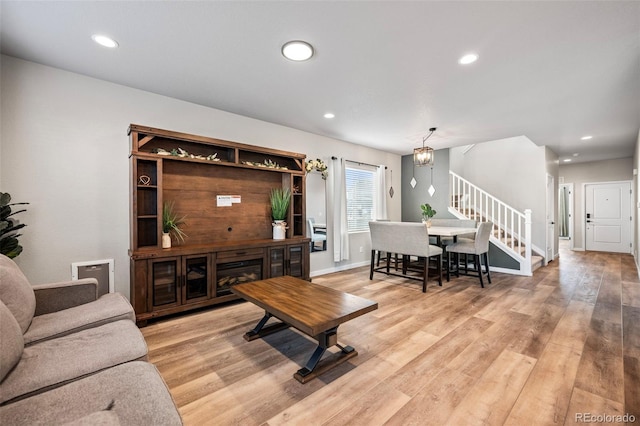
left=288, top=245, right=303, bottom=278
left=184, top=256, right=210, bottom=302
left=151, top=259, right=180, bottom=307
left=268, top=247, right=286, bottom=278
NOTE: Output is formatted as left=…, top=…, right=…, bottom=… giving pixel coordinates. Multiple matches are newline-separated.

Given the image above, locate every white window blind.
left=345, top=166, right=375, bottom=232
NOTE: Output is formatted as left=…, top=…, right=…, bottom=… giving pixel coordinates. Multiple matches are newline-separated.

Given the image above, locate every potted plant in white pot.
left=270, top=187, right=291, bottom=240
left=420, top=203, right=436, bottom=227
left=162, top=201, right=187, bottom=248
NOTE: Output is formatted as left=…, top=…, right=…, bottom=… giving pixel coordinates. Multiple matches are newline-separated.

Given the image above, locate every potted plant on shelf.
left=162, top=201, right=187, bottom=248
left=270, top=187, right=291, bottom=240
left=420, top=203, right=436, bottom=227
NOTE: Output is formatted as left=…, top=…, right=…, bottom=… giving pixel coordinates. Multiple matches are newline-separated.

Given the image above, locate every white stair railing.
left=450, top=171, right=532, bottom=275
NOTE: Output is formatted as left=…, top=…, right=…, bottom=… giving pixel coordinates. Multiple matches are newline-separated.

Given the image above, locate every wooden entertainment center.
left=128, top=124, right=310, bottom=325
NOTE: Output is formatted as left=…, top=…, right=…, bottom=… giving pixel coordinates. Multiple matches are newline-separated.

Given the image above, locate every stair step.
left=531, top=255, right=544, bottom=272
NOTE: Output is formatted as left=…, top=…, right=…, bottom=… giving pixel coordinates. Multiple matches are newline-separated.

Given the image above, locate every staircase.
left=449, top=171, right=544, bottom=276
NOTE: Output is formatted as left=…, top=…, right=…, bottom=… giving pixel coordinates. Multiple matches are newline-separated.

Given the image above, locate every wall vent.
left=71, top=259, right=114, bottom=297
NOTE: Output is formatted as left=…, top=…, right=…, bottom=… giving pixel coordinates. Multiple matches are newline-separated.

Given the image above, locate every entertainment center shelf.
left=128, top=124, right=310, bottom=325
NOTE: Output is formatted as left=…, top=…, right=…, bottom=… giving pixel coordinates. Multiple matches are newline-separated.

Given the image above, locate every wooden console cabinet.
left=128, top=125, right=310, bottom=325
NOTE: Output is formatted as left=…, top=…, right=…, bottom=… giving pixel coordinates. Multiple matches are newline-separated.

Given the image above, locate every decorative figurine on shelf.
left=420, top=203, right=436, bottom=228
left=269, top=187, right=291, bottom=240
left=305, top=158, right=328, bottom=180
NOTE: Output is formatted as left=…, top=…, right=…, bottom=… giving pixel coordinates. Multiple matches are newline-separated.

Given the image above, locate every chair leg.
left=476, top=254, right=484, bottom=288
left=386, top=253, right=391, bottom=274
left=422, top=256, right=428, bottom=293
left=446, top=250, right=450, bottom=282
left=437, top=254, right=442, bottom=286
left=369, top=250, right=376, bottom=280
left=484, top=252, right=491, bottom=283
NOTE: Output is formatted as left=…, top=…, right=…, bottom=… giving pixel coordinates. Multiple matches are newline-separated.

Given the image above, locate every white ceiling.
left=1, top=1, right=639, bottom=163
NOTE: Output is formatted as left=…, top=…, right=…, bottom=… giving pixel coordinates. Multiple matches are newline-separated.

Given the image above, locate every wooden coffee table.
left=231, top=276, right=378, bottom=383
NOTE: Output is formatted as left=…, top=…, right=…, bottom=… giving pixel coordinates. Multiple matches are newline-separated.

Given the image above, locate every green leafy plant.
left=270, top=187, right=291, bottom=221
left=162, top=201, right=187, bottom=243
left=1, top=192, right=29, bottom=259
left=420, top=203, right=436, bottom=220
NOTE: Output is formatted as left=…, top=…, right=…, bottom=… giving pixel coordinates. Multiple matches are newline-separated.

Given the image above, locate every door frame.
left=558, top=183, right=574, bottom=250
left=546, top=174, right=556, bottom=264
left=583, top=180, right=633, bottom=254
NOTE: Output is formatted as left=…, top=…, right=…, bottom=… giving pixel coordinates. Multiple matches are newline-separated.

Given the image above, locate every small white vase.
left=162, top=232, right=172, bottom=248
left=272, top=221, right=287, bottom=240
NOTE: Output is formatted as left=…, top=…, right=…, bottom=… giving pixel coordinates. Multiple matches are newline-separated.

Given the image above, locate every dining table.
left=426, top=225, right=477, bottom=246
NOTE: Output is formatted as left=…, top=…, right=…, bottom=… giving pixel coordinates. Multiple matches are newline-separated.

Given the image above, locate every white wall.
left=0, top=56, right=401, bottom=296
left=450, top=136, right=548, bottom=252
left=559, top=157, right=634, bottom=250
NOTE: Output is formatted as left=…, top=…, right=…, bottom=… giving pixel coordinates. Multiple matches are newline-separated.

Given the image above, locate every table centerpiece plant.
left=420, top=203, right=436, bottom=227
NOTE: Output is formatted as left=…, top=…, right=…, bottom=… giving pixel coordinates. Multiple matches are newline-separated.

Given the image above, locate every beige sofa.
left=0, top=254, right=182, bottom=425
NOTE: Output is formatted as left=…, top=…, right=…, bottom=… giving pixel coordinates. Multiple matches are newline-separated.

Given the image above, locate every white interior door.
left=585, top=182, right=631, bottom=253
left=546, top=174, right=555, bottom=262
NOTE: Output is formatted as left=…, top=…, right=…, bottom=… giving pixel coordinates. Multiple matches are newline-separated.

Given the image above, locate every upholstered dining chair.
left=307, top=219, right=327, bottom=252
left=445, top=222, right=493, bottom=287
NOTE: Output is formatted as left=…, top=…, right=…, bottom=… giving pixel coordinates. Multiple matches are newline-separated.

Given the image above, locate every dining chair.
left=307, top=219, right=327, bottom=252
left=445, top=222, right=493, bottom=287
left=369, top=221, right=442, bottom=292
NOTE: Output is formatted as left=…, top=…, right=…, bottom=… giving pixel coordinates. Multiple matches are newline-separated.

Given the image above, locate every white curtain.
left=375, top=165, right=388, bottom=220
left=327, top=157, right=349, bottom=262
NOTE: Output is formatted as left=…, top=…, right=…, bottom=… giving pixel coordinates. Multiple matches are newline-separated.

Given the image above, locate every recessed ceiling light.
left=282, top=40, right=314, bottom=61
left=91, top=34, right=118, bottom=48
left=323, top=113, right=335, bottom=119
left=458, top=53, right=478, bottom=65
left=581, top=135, right=593, bottom=140
left=563, top=159, right=572, bottom=162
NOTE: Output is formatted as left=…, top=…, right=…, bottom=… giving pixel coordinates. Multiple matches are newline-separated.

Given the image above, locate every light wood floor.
left=141, top=247, right=640, bottom=425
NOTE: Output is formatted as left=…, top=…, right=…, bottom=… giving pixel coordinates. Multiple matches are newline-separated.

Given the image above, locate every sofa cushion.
left=63, top=410, right=121, bottom=426
left=0, top=320, right=148, bottom=405
left=24, top=293, right=135, bottom=346
left=0, top=300, right=24, bottom=382
left=0, top=361, right=182, bottom=425
left=0, top=254, right=36, bottom=333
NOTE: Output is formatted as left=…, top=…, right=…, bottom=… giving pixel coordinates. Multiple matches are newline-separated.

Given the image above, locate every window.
left=345, top=166, right=375, bottom=232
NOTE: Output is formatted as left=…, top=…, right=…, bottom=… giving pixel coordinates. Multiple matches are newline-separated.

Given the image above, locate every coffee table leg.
left=294, top=327, right=358, bottom=383
left=243, top=311, right=291, bottom=341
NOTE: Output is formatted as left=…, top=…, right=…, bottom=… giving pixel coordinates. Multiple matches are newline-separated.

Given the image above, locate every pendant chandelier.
left=413, top=127, right=437, bottom=167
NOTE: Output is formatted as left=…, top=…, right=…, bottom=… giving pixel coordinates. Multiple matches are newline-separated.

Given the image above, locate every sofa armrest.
left=32, top=279, right=99, bottom=316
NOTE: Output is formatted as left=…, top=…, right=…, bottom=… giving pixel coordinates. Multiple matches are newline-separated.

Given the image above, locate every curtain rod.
left=331, top=156, right=387, bottom=169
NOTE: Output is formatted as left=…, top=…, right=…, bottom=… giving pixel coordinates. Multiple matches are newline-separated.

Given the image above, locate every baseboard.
left=488, top=266, right=532, bottom=276
left=310, top=260, right=370, bottom=278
